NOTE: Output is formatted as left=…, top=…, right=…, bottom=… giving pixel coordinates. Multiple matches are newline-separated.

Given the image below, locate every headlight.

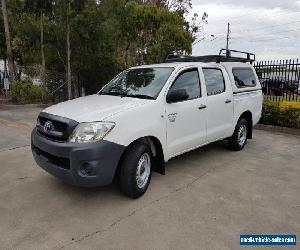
left=69, top=122, right=115, bottom=143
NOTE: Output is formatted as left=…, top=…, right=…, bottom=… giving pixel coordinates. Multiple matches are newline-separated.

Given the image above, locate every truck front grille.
left=36, top=112, right=78, bottom=142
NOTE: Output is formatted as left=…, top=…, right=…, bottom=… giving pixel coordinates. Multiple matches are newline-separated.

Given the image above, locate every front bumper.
left=31, top=128, right=125, bottom=187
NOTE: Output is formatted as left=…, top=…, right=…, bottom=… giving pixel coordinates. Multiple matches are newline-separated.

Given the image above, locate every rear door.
left=202, top=67, right=234, bottom=142
left=166, top=68, right=207, bottom=157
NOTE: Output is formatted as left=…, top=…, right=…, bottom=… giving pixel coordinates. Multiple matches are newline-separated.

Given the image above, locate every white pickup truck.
left=31, top=50, right=263, bottom=198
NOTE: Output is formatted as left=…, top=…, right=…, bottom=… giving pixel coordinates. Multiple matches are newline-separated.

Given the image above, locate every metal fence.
left=254, top=59, right=300, bottom=102
left=22, top=66, right=69, bottom=103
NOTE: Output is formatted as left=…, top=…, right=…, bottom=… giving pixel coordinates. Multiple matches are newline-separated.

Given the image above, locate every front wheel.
left=229, top=118, right=248, bottom=151
left=119, top=142, right=152, bottom=198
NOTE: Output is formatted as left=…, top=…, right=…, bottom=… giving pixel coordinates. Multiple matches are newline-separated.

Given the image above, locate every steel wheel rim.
left=136, top=153, right=151, bottom=189
left=238, top=124, right=247, bottom=146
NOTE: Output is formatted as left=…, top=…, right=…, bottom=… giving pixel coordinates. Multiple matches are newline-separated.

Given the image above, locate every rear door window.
left=202, top=68, right=225, bottom=96
left=233, top=68, right=256, bottom=88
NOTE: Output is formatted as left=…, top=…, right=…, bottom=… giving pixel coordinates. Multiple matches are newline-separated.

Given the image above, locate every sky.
left=191, top=0, right=300, bottom=60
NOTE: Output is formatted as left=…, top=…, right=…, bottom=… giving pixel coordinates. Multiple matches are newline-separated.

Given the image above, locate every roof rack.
left=165, top=49, right=255, bottom=64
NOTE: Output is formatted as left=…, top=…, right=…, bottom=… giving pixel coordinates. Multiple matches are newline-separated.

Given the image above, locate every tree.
left=142, top=0, right=192, bottom=14
left=40, top=9, right=45, bottom=81
left=1, top=0, right=205, bottom=98
left=49, top=0, right=88, bottom=99
left=1, top=0, right=17, bottom=82
left=0, top=11, right=6, bottom=59
left=23, top=0, right=53, bottom=76
left=66, top=1, right=71, bottom=99
left=110, top=0, right=196, bottom=66
left=23, top=1, right=52, bottom=76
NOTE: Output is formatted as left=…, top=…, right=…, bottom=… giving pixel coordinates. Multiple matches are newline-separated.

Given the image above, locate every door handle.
left=198, top=104, right=207, bottom=110
left=225, top=99, right=232, bottom=104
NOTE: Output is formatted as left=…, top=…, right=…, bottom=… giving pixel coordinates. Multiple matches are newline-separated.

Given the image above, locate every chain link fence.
left=22, top=65, right=68, bottom=103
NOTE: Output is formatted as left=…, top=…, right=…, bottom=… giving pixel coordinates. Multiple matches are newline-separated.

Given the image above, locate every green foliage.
left=260, top=99, right=300, bottom=129
left=2, top=0, right=203, bottom=98
left=11, top=77, right=46, bottom=104
left=23, top=0, right=54, bottom=15
left=11, top=13, right=41, bottom=65
left=116, top=1, right=194, bottom=66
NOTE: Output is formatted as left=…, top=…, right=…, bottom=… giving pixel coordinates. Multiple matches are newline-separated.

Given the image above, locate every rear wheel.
left=229, top=118, right=248, bottom=151
left=119, top=142, right=152, bottom=198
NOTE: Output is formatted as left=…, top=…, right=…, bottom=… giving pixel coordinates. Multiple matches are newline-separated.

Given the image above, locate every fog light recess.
left=79, top=163, right=96, bottom=177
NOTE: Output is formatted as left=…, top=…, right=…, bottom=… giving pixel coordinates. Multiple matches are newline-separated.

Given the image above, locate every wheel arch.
left=137, top=136, right=165, bottom=175
left=115, top=136, right=166, bottom=180
left=239, top=111, right=253, bottom=139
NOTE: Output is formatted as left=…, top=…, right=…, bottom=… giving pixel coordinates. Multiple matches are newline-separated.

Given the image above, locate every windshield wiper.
left=99, top=91, right=127, bottom=97
left=125, top=94, right=155, bottom=100
left=99, top=92, right=155, bottom=100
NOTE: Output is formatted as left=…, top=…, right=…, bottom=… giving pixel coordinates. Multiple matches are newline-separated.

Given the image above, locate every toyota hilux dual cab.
left=31, top=50, right=263, bottom=198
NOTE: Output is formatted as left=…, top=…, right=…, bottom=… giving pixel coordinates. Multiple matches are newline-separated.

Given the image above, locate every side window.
left=233, top=68, right=256, bottom=88
left=169, top=69, right=201, bottom=100
left=202, top=68, right=225, bottom=96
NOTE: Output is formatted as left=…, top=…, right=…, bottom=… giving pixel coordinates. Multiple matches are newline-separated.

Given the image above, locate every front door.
left=166, top=68, right=207, bottom=158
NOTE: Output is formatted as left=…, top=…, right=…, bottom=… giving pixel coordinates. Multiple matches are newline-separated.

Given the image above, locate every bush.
left=260, top=99, right=300, bottom=129
left=11, top=77, right=46, bottom=104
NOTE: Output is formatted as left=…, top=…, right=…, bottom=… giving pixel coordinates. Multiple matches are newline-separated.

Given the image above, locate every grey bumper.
left=31, top=128, right=125, bottom=187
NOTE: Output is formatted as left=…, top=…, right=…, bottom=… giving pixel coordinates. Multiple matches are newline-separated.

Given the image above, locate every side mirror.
left=167, top=89, right=189, bottom=103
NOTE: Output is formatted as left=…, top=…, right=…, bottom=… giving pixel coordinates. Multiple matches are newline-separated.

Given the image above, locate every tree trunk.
left=3, top=57, right=7, bottom=96
left=66, top=1, right=72, bottom=100
left=124, top=42, right=130, bottom=68
left=1, top=0, right=16, bottom=83
left=40, top=10, right=46, bottom=84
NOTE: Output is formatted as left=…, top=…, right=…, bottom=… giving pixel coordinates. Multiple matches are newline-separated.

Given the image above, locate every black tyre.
left=228, top=118, right=248, bottom=151
left=119, top=142, right=152, bottom=198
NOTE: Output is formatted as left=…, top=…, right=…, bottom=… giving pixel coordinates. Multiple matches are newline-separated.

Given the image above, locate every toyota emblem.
left=44, top=121, right=53, bottom=132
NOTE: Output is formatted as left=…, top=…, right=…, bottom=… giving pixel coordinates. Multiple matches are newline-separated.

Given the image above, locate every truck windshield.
left=99, top=67, right=174, bottom=99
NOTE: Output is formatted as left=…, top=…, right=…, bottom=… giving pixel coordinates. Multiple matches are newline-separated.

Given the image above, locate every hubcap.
left=136, top=153, right=151, bottom=189
left=238, top=124, right=247, bottom=146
